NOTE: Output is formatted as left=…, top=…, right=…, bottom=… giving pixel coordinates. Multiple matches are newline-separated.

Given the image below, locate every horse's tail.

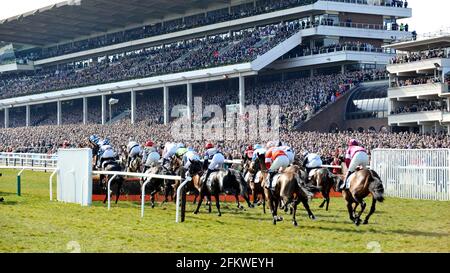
left=368, top=170, right=385, bottom=203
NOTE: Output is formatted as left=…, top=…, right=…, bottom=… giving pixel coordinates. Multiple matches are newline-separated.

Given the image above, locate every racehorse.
left=278, top=165, right=319, bottom=226
left=243, top=159, right=266, bottom=213
left=255, top=153, right=318, bottom=225
left=309, top=168, right=342, bottom=211
left=340, top=163, right=385, bottom=226
left=128, top=156, right=142, bottom=173
left=193, top=167, right=253, bottom=217
left=99, top=160, right=125, bottom=205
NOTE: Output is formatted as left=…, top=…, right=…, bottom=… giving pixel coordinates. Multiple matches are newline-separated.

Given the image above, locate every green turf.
left=0, top=169, right=449, bottom=253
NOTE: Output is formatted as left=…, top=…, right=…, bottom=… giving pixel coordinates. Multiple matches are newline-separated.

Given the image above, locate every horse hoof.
left=309, top=215, right=316, bottom=220
left=218, top=214, right=222, bottom=217
left=355, top=219, right=361, bottom=226
left=293, top=221, right=298, bottom=227
left=363, top=220, right=369, bottom=225
left=273, top=220, right=277, bottom=225
left=277, top=216, right=283, bottom=222
left=193, top=211, right=198, bottom=215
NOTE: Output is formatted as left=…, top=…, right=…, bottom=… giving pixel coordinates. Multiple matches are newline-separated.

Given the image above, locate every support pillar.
left=187, top=82, right=193, bottom=121
left=131, top=90, right=136, bottom=124
left=239, top=75, right=245, bottom=115
left=57, top=101, right=62, bottom=126
left=4, top=108, right=9, bottom=128
left=341, top=64, right=346, bottom=74
left=101, top=95, right=106, bottom=125
left=83, top=97, right=88, bottom=125
left=25, top=105, right=30, bottom=127
left=164, top=86, right=169, bottom=125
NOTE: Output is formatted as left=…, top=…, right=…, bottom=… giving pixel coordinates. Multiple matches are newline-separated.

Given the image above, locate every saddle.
left=265, top=173, right=281, bottom=191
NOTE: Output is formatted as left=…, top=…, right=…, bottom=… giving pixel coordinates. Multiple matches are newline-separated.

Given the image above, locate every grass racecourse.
left=0, top=169, right=449, bottom=253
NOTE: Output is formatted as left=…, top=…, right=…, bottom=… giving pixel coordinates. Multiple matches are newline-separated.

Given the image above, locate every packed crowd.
left=391, top=100, right=448, bottom=115
left=15, top=0, right=408, bottom=61
left=5, top=70, right=382, bottom=133
left=392, top=77, right=442, bottom=88
left=390, top=48, right=449, bottom=64
left=285, top=41, right=385, bottom=59
left=1, top=121, right=448, bottom=160
left=0, top=22, right=300, bottom=100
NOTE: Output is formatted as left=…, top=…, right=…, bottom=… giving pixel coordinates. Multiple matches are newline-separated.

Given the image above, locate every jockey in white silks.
left=302, top=151, right=323, bottom=182
left=127, top=140, right=142, bottom=166
left=182, top=147, right=201, bottom=178
left=202, top=142, right=225, bottom=184
left=142, top=140, right=160, bottom=172
left=279, top=144, right=295, bottom=165
left=161, top=142, right=178, bottom=166
left=99, top=145, right=117, bottom=170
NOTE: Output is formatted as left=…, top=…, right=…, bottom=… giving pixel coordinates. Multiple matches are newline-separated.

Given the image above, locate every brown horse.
left=279, top=165, right=318, bottom=226
left=243, top=159, right=266, bottom=214
left=309, top=168, right=342, bottom=211
left=340, top=163, right=385, bottom=226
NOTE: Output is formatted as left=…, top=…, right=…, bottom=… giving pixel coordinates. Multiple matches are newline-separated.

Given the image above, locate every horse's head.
left=188, top=159, right=203, bottom=177
left=129, top=156, right=142, bottom=173
left=170, top=155, right=182, bottom=174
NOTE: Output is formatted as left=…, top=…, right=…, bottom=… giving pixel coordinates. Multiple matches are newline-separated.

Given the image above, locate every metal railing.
left=0, top=152, right=57, bottom=170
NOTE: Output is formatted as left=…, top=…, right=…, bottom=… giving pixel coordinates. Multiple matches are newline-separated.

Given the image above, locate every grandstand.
left=386, top=33, right=450, bottom=134
left=0, top=0, right=411, bottom=133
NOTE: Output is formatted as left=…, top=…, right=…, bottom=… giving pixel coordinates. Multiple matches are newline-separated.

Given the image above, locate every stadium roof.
left=386, top=35, right=450, bottom=52
left=0, top=0, right=229, bottom=46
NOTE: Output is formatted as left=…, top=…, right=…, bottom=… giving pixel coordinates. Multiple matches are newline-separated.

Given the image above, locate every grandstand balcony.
left=388, top=83, right=450, bottom=99
left=387, top=58, right=450, bottom=75
left=0, top=62, right=34, bottom=73
left=388, top=111, right=444, bottom=126
left=271, top=47, right=394, bottom=70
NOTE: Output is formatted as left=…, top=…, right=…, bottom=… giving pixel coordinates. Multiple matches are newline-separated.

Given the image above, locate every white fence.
left=0, top=152, right=57, bottom=169
left=371, top=149, right=450, bottom=201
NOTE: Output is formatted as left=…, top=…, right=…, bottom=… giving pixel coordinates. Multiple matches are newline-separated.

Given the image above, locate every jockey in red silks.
left=337, top=139, right=369, bottom=192
left=244, top=145, right=254, bottom=162
left=265, top=141, right=290, bottom=189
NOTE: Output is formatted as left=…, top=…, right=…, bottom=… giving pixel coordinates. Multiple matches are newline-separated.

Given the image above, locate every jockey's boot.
left=338, top=171, right=353, bottom=192
left=203, top=169, right=213, bottom=185
left=268, top=171, right=277, bottom=190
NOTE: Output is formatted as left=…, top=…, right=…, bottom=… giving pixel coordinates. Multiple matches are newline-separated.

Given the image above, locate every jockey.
left=162, top=142, right=178, bottom=165
left=175, top=143, right=188, bottom=159
left=142, top=140, right=160, bottom=172
left=302, top=151, right=323, bottom=182
left=183, top=147, right=201, bottom=178
left=97, top=138, right=113, bottom=168
left=203, top=142, right=225, bottom=184
left=99, top=146, right=117, bottom=170
left=265, top=142, right=289, bottom=189
left=243, top=145, right=254, bottom=162
left=127, top=140, right=142, bottom=166
left=279, top=143, right=295, bottom=165
left=252, top=144, right=266, bottom=161
left=337, top=139, right=369, bottom=192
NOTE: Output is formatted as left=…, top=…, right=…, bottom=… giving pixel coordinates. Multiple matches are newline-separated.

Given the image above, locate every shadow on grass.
left=311, top=225, right=449, bottom=238
left=0, top=200, right=18, bottom=206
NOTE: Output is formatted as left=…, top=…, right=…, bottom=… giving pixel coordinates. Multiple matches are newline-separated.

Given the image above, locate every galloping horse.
left=309, top=168, right=342, bottom=211
left=278, top=165, right=318, bottom=226
left=255, top=154, right=318, bottom=225
left=194, top=168, right=253, bottom=217
left=243, top=159, right=266, bottom=213
left=99, top=160, right=125, bottom=205
left=340, top=163, right=385, bottom=226
left=141, top=163, right=167, bottom=208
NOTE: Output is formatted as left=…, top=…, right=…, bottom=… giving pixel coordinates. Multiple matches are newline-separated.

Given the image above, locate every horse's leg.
left=292, top=201, right=298, bottom=227
left=262, top=190, right=266, bottom=214
left=301, top=197, right=316, bottom=220
left=192, top=193, right=198, bottom=205
left=363, top=198, right=377, bottom=225
left=324, top=189, right=330, bottom=211
left=266, top=191, right=277, bottom=225
left=193, top=191, right=204, bottom=214
left=150, top=191, right=156, bottom=209
left=215, top=193, right=222, bottom=217
left=207, top=194, right=212, bottom=213
left=235, top=193, right=242, bottom=210
left=115, top=182, right=121, bottom=204
left=354, top=198, right=367, bottom=226
left=347, top=200, right=355, bottom=222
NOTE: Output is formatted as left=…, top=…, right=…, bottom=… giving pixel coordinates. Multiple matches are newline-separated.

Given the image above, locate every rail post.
left=49, top=168, right=58, bottom=201
left=17, top=168, right=25, bottom=196
left=175, top=177, right=191, bottom=223
left=107, top=174, right=118, bottom=210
